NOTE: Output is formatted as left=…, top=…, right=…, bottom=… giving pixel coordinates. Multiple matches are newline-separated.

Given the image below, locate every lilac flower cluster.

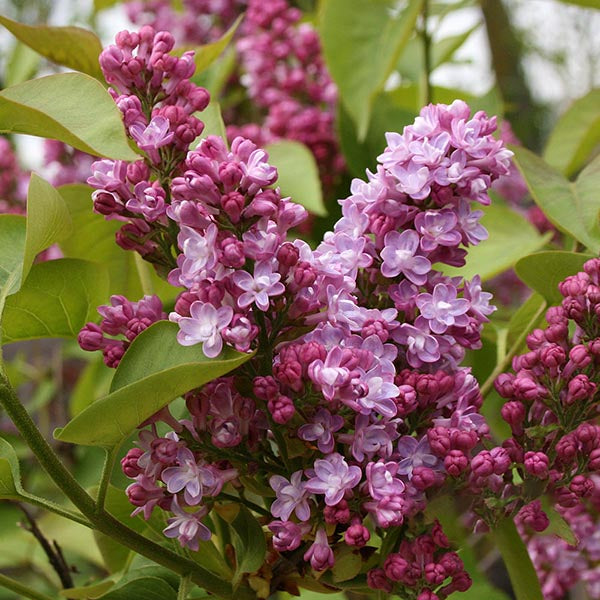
left=123, top=0, right=345, bottom=192
left=79, top=295, right=165, bottom=367
left=99, top=96, right=514, bottom=597
left=43, top=140, right=96, bottom=187
left=87, top=26, right=209, bottom=266
left=0, top=136, right=28, bottom=215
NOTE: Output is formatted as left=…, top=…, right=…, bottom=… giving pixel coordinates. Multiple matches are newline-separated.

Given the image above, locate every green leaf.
left=512, top=147, right=600, bottom=252
left=515, top=251, right=593, bottom=305
left=55, top=321, right=253, bottom=447
left=97, top=577, right=177, bottom=600
left=199, top=101, right=227, bottom=142
left=0, top=215, right=26, bottom=310
left=319, top=0, right=423, bottom=139
left=442, top=201, right=551, bottom=281
left=5, top=41, right=39, bottom=87
left=230, top=505, right=267, bottom=583
left=265, top=140, right=326, bottom=216
left=60, top=580, right=116, bottom=599
left=0, top=15, right=104, bottom=80
left=185, top=15, right=243, bottom=74
left=23, top=173, right=72, bottom=284
left=332, top=548, right=362, bottom=583
left=0, top=73, right=139, bottom=160
left=540, top=498, right=578, bottom=546
left=0, top=438, right=26, bottom=500
left=58, top=184, right=176, bottom=300
left=544, top=89, right=600, bottom=177
left=506, top=292, right=547, bottom=349
left=2, top=259, right=109, bottom=344
left=69, top=356, right=113, bottom=418
left=492, top=518, right=543, bottom=600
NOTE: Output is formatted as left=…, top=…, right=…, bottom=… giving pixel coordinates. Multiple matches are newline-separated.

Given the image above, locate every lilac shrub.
left=80, top=28, right=514, bottom=594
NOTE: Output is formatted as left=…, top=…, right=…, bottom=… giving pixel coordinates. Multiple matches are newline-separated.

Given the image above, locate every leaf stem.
left=0, top=573, right=55, bottom=600
left=19, top=493, right=91, bottom=527
left=96, top=444, right=121, bottom=511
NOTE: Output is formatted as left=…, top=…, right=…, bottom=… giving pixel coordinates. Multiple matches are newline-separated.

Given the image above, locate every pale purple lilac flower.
left=269, top=471, right=311, bottom=521
left=304, top=453, right=362, bottom=506
left=380, top=230, right=431, bottom=284
left=163, top=498, right=211, bottom=550
left=297, top=409, right=344, bottom=453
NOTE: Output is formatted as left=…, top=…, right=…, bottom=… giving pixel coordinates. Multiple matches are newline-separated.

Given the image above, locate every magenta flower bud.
left=425, top=563, right=446, bottom=585
left=323, top=499, right=351, bottom=524
left=277, top=242, right=299, bottom=268
left=126, top=159, right=150, bottom=185
left=546, top=305, right=568, bottom=324
left=345, top=520, right=370, bottom=547
left=431, top=521, right=450, bottom=548
left=545, top=323, right=568, bottom=344
left=494, top=373, right=515, bottom=398
left=575, top=423, right=600, bottom=452
left=304, top=528, right=334, bottom=571
left=513, top=375, right=546, bottom=402
left=221, top=237, right=246, bottom=268
left=221, top=191, right=246, bottom=224
left=297, top=342, right=327, bottom=368
left=502, top=438, right=524, bottom=463
left=569, top=344, right=591, bottom=368
left=539, top=344, right=566, bottom=372
left=524, top=451, right=549, bottom=478
left=367, top=568, right=392, bottom=593
left=555, top=486, right=579, bottom=508
left=451, top=429, right=478, bottom=452
left=584, top=257, right=600, bottom=281
left=384, top=553, right=409, bottom=582
left=513, top=350, right=538, bottom=371
left=555, top=434, right=578, bottom=465
left=566, top=374, right=597, bottom=405
left=444, top=450, right=468, bottom=477
left=268, top=395, right=295, bottom=424
left=559, top=273, right=590, bottom=297
left=253, top=376, right=279, bottom=401
left=78, top=322, right=105, bottom=351
left=526, top=328, right=546, bottom=350
left=470, top=450, right=495, bottom=478
left=103, top=341, right=127, bottom=368
left=490, top=447, right=511, bottom=475
left=125, top=316, right=153, bottom=341
left=274, top=360, right=303, bottom=391
left=121, top=447, right=144, bottom=478
left=395, top=384, right=418, bottom=417
left=450, top=572, right=472, bottom=593
left=150, top=437, right=178, bottom=464
left=501, top=400, right=526, bottom=433
left=516, top=500, right=549, bottom=532
left=570, top=474, right=594, bottom=497
left=92, top=190, right=124, bottom=216
left=218, top=162, right=243, bottom=191
left=268, top=520, right=309, bottom=552
left=428, top=427, right=452, bottom=457
left=562, top=297, right=586, bottom=321
left=293, top=261, right=317, bottom=288
left=362, top=319, right=389, bottom=342
left=174, top=291, right=199, bottom=318
left=412, top=466, right=437, bottom=490
left=589, top=339, right=600, bottom=358
left=589, top=448, right=600, bottom=470
left=418, top=591, right=439, bottom=600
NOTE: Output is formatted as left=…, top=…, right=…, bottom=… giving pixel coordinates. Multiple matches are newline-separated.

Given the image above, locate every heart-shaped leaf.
left=0, top=73, right=139, bottom=160
left=2, top=258, right=109, bottom=344
left=0, top=15, right=104, bottom=80
left=55, top=321, right=253, bottom=447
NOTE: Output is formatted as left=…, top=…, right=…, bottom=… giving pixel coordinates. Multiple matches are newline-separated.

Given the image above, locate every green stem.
left=96, top=444, right=121, bottom=511
left=0, top=573, right=55, bottom=600
left=20, top=493, right=91, bottom=528
left=0, top=373, right=248, bottom=599
left=178, top=574, right=192, bottom=600
left=480, top=299, right=547, bottom=397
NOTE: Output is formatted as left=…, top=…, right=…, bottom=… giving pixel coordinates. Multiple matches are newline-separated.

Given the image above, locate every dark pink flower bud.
left=418, top=591, right=439, bottom=600
left=126, top=160, right=150, bottom=184
left=495, top=373, right=515, bottom=398
left=589, top=448, right=600, bottom=470
left=589, top=338, right=600, bottom=358
left=424, top=563, right=446, bottom=585
left=268, top=395, right=295, bottom=424
left=362, top=319, right=389, bottom=343
left=559, top=273, right=589, bottom=298
left=526, top=328, right=546, bottom=350
left=121, top=447, right=144, bottom=478
left=562, top=297, right=586, bottom=321
left=273, top=360, right=303, bottom=391
left=221, top=191, right=245, bottom=224
left=524, top=451, right=549, bottom=478
left=540, top=344, right=566, bottom=372
left=490, top=447, right=511, bottom=474
left=545, top=305, right=568, bottom=324
left=150, top=437, right=178, bottom=464
left=174, top=291, right=199, bottom=317
left=471, top=450, right=495, bottom=478
left=428, top=427, right=452, bottom=457
left=555, top=486, right=579, bottom=508
left=276, top=242, right=299, bottom=268
left=575, top=423, right=600, bottom=452
left=501, top=400, right=526, bottom=434
left=502, top=438, right=524, bottom=463
left=516, top=500, right=549, bottom=532
left=445, top=450, right=468, bottom=477
left=412, top=466, right=437, bottom=490
left=324, top=499, right=350, bottom=524
left=293, top=261, right=316, bottom=288
left=103, top=341, right=127, bottom=368
left=584, top=258, right=600, bottom=282
left=78, top=322, right=105, bottom=351
left=253, top=376, right=279, bottom=401
left=513, top=375, right=546, bottom=402
left=367, top=568, right=392, bottom=593
left=450, top=572, right=472, bottom=592
left=93, top=190, right=124, bottom=216
left=569, top=344, right=591, bottom=368
left=570, top=474, right=594, bottom=497
left=431, top=521, right=450, bottom=548
left=545, top=323, right=568, bottom=344
left=555, top=434, right=578, bottom=464
left=303, top=528, right=334, bottom=571
left=221, top=237, right=246, bottom=268
left=384, top=553, right=409, bottom=582
left=345, top=520, right=370, bottom=547
left=566, top=374, right=596, bottom=404
left=219, top=162, right=243, bottom=191
left=297, top=342, right=327, bottom=368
